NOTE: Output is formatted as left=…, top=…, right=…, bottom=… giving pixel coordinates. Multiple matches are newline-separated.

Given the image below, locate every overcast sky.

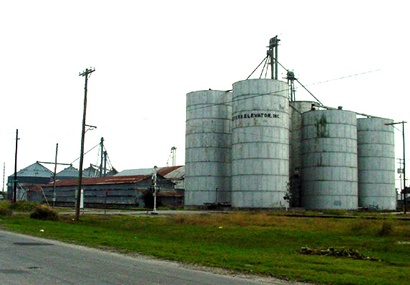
left=1, top=1, right=409, bottom=180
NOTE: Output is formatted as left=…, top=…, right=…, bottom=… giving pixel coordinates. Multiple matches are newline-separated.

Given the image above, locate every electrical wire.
left=70, top=142, right=100, bottom=165
left=306, top=69, right=381, bottom=86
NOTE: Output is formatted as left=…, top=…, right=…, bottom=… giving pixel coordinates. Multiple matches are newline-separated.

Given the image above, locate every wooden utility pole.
left=99, top=137, right=104, bottom=177
left=402, top=122, right=407, bottom=214
left=76, top=68, right=95, bottom=221
left=2, top=162, right=5, bottom=193
left=52, top=143, right=58, bottom=207
left=13, top=129, right=19, bottom=203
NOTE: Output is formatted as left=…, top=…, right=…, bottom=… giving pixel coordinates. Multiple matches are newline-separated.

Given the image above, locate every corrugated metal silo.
left=185, top=90, right=232, bottom=207
left=301, top=109, right=358, bottom=210
left=289, top=101, right=318, bottom=207
left=231, top=79, right=289, bottom=208
left=357, top=118, right=396, bottom=210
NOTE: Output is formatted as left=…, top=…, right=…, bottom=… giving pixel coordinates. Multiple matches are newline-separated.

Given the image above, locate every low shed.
left=35, top=174, right=179, bottom=208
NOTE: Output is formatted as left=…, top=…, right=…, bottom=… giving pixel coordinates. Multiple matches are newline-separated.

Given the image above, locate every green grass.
left=1, top=211, right=409, bottom=285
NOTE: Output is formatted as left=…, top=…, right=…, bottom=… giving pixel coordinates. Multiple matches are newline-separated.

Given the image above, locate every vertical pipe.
left=270, top=52, right=274, bottom=80
left=172, top=147, right=176, bottom=166
left=103, top=151, right=107, bottom=176
left=152, top=166, right=158, bottom=213
left=275, top=44, right=278, bottom=80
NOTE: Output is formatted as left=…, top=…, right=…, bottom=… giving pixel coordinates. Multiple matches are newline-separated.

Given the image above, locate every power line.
left=306, top=69, right=381, bottom=87
left=70, top=142, right=100, bottom=164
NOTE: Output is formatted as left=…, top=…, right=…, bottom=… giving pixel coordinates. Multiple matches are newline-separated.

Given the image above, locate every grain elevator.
left=185, top=36, right=397, bottom=210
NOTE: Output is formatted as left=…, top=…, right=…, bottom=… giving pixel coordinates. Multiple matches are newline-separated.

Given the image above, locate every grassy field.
left=1, top=206, right=409, bottom=285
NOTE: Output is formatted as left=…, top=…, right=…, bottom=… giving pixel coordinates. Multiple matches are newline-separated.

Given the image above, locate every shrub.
left=30, top=204, right=59, bottom=221
left=0, top=201, right=12, bottom=216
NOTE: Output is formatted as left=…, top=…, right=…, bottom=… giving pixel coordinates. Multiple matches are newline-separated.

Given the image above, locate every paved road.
left=0, top=230, right=303, bottom=285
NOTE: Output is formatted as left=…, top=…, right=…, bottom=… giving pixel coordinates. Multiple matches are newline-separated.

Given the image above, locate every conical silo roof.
left=12, top=162, right=54, bottom=179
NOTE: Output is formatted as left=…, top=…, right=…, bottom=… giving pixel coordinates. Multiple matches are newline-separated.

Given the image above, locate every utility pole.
left=386, top=121, right=407, bottom=213
left=13, top=129, right=19, bottom=203
left=397, top=158, right=404, bottom=202
left=52, top=143, right=58, bottom=207
left=2, top=162, right=5, bottom=193
left=100, top=137, right=104, bottom=177
left=76, top=67, right=95, bottom=221
left=402, top=122, right=407, bottom=214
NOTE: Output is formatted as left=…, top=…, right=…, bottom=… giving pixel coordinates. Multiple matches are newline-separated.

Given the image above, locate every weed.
left=379, top=220, right=394, bottom=236
left=11, top=201, right=39, bottom=212
left=350, top=218, right=376, bottom=235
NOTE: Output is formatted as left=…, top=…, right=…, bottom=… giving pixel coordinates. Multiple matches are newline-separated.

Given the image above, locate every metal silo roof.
left=115, top=168, right=154, bottom=176
left=11, top=162, right=54, bottom=178
left=56, top=165, right=79, bottom=179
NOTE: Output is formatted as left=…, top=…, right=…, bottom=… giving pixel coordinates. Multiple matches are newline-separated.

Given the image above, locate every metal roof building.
left=116, top=166, right=185, bottom=190
left=7, top=162, right=54, bottom=200
left=33, top=174, right=180, bottom=208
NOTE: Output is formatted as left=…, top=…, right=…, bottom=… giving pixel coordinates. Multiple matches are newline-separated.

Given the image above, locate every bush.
left=0, top=201, right=12, bottom=216
left=30, top=204, right=59, bottom=221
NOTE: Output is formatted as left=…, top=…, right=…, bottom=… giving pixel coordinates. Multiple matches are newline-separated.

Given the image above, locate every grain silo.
left=301, top=109, right=358, bottom=210
left=185, top=90, right=232, bottom=207
left=357, top=117, right=396, bottom=210
left=289, top=101, right=318, bottom=207
left=231, top=79, right=289, bottom=208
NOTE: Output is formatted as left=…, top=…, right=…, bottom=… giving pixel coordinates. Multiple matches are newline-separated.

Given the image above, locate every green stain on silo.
left=315, top=114, right=329, bottom=138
